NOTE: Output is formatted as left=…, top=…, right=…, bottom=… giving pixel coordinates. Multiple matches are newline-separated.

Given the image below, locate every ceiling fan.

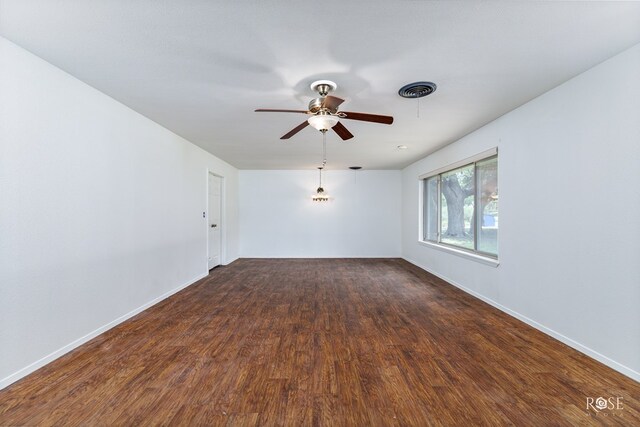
left=255, top=80, right=393, bottom=141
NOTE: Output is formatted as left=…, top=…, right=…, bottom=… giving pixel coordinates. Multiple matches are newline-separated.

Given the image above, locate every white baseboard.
left=237, top=255, right=403, bottom=259
left=223, top=256, right=240, bottom=265
left=402, top=257, right=640, bottom=383
left=0, top=272, right=208, bottom=390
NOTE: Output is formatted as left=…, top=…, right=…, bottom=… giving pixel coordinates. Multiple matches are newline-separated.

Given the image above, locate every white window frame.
left=418, top=148, right=499, bottom=267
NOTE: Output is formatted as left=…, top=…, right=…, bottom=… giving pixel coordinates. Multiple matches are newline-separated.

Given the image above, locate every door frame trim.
left=206, top=170, right=226, bottom=270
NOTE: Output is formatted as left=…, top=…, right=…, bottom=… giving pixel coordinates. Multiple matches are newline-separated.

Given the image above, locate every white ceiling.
left=2, top=1, right=640, bottom=170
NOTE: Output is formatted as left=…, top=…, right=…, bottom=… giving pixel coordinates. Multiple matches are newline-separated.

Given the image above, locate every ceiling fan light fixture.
left=307, top=114, right=339, bottom=131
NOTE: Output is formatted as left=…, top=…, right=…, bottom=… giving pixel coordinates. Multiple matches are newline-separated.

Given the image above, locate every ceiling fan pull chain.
left=417, top=96, right=420, bottom=118
left=322, top=131, right=327, bottom=166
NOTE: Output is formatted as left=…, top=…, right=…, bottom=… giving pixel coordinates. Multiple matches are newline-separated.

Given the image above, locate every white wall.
left=240, top=170, right=401, bottom=258
left=402, top=43, right=640, bottom=380
left=2, top=32, right=637, bottom=392
left=0, top=37, right=239, bottom=388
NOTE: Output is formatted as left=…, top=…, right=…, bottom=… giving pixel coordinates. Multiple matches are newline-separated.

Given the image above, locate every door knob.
left=211, top=224, right=217, bottom=228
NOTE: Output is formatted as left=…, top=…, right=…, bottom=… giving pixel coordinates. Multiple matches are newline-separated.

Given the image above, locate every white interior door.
left=208, top=174, right=222, bottom=270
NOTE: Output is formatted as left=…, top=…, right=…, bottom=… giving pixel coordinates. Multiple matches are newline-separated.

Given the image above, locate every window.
left=421, top=149, right=498, bottom=258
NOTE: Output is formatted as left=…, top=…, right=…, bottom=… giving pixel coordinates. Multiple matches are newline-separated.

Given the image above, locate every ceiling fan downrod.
left=310, top=80, right=337, bottom=97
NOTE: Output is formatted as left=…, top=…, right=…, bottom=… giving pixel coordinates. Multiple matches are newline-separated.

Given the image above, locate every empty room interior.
left=1, top=1, right=640, bottom=425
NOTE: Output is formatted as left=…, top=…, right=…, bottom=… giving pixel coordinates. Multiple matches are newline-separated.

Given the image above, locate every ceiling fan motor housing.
left=308, top=97, right=339, bottom=114
left=308, top=98, right=323, bottom=113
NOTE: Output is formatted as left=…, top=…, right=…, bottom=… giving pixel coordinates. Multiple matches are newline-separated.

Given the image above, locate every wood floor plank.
left=0, top=258, right=638, bottom=426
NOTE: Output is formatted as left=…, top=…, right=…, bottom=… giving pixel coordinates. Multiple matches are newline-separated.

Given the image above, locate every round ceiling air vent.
left=398, top=82, right=437, bottom=98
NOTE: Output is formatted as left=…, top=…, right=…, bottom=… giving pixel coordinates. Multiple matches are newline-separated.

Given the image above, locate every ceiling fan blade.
left=332, top=122, right=354, bottom=140
left=341, top=111, right=394, bottom=125
left=321, top=95, right=344, bottom=111
left=280, top=121, right=309, bottom=139
left=255, top=109, right=309, bottom=114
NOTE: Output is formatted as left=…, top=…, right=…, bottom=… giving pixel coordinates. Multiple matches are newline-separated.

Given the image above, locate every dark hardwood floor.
left=0, top=258, right=638, bottom=426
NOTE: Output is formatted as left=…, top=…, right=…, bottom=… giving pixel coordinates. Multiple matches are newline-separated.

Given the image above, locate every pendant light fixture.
left=312, top=166, right=329, bottom=202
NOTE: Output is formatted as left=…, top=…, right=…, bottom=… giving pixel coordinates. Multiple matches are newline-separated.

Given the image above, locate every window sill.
left=417, top=240, right=500, bottom=267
